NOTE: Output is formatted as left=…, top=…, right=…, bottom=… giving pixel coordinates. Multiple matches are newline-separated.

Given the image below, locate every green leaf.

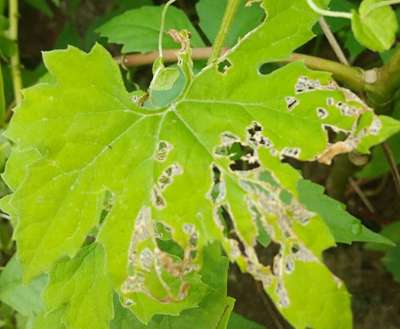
left=351, top=0, right=398, bottom=52
left=2, top=1, right=400, bottom=328
left=96, top=5, right=204, bottom=53
left=227, top=313, right=264, bottom=329
left=298, top=179, right=393, bottom=245
left=196, top=0, right=263, bottom=47
left=366, top=221, right=400, bottom=252
left=24, top=0, right=53, bottom=17
left=0, top=257, right=46, bottom=317
left=383, top=245, right=400, bottom=283
left=365, top=221, right=400, bottom=283
left=33, top=244, right=113, bottom=329
left=358, top=103, right=400, bottom=179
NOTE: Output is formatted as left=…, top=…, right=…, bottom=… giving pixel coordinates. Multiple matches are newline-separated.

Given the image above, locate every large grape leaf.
left=2, top=1, right=400, bottom=328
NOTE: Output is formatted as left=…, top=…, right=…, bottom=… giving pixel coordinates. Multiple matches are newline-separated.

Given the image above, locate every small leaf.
left=358, top=103, right=400, bottom=179
left=298, top=179, right=393, bottom=245
left=34, top=244, right=113, bottom=329
left=24, top=0, right=53, bottom=17
left=0, top=257, right=46, bottom=317
left=351, top=0, right=398, bottom=52
left=227, top=313, right=264, bottom=329
left=383, top=245, right=400, bottom=283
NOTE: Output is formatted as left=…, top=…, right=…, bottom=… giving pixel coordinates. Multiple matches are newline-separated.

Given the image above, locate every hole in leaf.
left=210, top=165, right=225, bottom=202
left=219, top=206, right=246, bottom=255
left=291, top=243, right=300, bottom=254
left=258, top=62, right=280, bottom=75
left=323, top=124, right=348, bottom=144
left=228, top=142, right=260, bottom=171
left=157, top=239, right=184, bottom=260
left=255, top=241, right=280, bottom=267
left=99, top=190, right=115, bottom=224
left=285, top=96, right=299, bottom=111
left=217, top=59, right=232, bottom=74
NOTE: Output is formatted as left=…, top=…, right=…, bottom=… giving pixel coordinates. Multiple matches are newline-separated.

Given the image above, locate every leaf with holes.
left=2, top=1, right=400, bottom=329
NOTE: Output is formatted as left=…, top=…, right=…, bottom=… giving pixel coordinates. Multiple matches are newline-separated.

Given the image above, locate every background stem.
left=8, top=0, right=22, bottom=107
left=319, top=17, right=349, bottom=65
left=208, top=0, right=240, bottom=64
left=0, top=64, right=6, bottom=127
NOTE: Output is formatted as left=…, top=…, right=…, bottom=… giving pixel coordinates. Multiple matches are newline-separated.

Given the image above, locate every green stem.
left=8, top=0, right=22, bottom=108
left=365, top=47, right=400, bottom=110
left=306, top=0, right=353, bottom=19
left=364, top=0, right=400, bottom=15
left=0, top=64, right=6, bottom=127
left=208, top=0, right=240, bottom=65
left=158, top=0, right=177, bottom=59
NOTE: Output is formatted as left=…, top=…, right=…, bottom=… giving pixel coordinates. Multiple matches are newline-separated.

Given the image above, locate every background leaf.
left=352, top=0, right=398, bottom=52
left=196, top=0, right=263, bottom=47
left=97, top=5, right=204, bottom=53
left=298, top=179, right=392, bottom=245
left=0, top=257, right=46, bottom=317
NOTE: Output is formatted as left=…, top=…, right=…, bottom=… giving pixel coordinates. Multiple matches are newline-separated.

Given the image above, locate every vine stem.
left=0, top=64, right=6, bottom=126
left=208, top=0, right=240, bottom=65
left=8, top=0, right=22, bottom=107
left=306, top=0, right=353, bottom=19
left=158, top=0, right=177, bottom=59
left=382, top=143, right=400, bottom=196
